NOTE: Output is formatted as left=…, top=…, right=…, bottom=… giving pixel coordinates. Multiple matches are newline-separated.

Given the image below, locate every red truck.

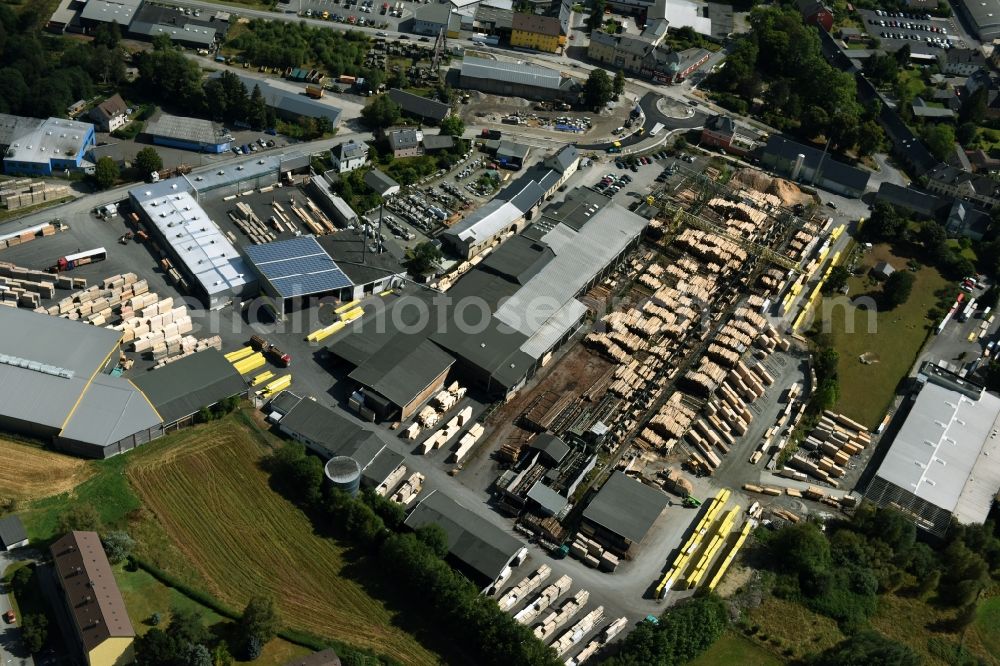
left=50, top=247, right=107, bottom=272
left=250, top=335, right=291, bottom=367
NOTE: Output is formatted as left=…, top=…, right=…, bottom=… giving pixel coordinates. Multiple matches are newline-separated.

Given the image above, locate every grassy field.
left=745, top=596, right=843, bottom=662
left=124, top=417, right=439, bottom=665
left=686, top=631, right=783, bottom=666
left=0, top=438, right=95, bottom=503
left=115, top=566, right=311, bottom=666
left=970, top=590, right=1000, bottom=663
left=823, top=244, right=949, bottom=428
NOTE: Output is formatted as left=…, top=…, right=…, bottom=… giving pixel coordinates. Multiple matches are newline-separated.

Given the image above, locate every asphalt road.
left=0, top=551, right=36, bottom=666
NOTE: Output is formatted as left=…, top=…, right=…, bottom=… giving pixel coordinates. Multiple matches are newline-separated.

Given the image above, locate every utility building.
left=145, top=114, right=232, bottom=153
left=865, top=364, right=1000, bottom=537
left=581, top=471, right=669, bottom=556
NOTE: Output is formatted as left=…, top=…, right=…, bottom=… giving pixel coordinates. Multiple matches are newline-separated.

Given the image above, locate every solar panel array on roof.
left=244, top=236, right=353, bottom=299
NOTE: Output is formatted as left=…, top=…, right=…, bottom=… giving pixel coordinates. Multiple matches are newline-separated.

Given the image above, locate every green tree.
left=822, top=266, right=851, bottom=294
left=167, top=606, right=210, bottom=647
left=182, top=643, right=213, bottom=666
left=863, top=53, right=898, bottom=87
left=440, top=114, right=465, bottom=137
left=361, top=94, right=401, bottom=130
left=859, top=202, right=907, bottom=243
left=20, top=614, right=48, bottom=653
left=956, top=121, right=978, bottom=147
left=93, top=156, right=119, bottom=190
left=613, top=69, right=625, bottom=98
left=247, top=84, right=269, bottom=129
left=809, top=631, right=922, bottom=666
left=93, top=20, right=122, bottom=49
left=922, top=123, right=956, bottom=161
left=101, top=531, right=135, bottom=564
left=135, top=147, right=163, bottom=177
left=584, top=69, right=614, bottom=109
left=856, top=120, right=882, bottom=156
left=880, top=270, right=915, bottom=310
left=135, top=628, right=177, bottom=666
left=406, top=241, right=443, bottom=275
left=58, top=503, right=102, bottom=533
left=959, top=85, right=988, bottom=125
left=416, top=523, right=450, bottom=558
left=212, top=643, right=234, bottom=666
left=587, top=0, right=606, bottom=32
left=238, top=595, right=280, bottom=656
left=606, top=596, right=729, bottom=665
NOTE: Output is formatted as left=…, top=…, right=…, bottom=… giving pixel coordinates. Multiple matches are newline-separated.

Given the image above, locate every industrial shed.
left=145, top=114, right=232, bottom=153
left=244, top=236, right=354, bottom=317
left=387, top=89, right=451, bottom=123
left=0, top=307, right=163, bottom=458
left=273, top=393, right=404, bottom=489
left=216, top=74, right=343, bottom=127
left=130, top=179, right=257, bottom=309
left=316, top=231, right=407, bottom=298
left=132, top=349, right=247, bottom=427
left=404, top=490, right=527, bottom=591
left=865, top=364, right=1000, bottom=537
left=760, top=135, right=871, bottom=198
left=458, top=56, right=577, bottom=102
left=0, top=515, right=29, bottom=551
left=581, top=471, right=669, bottom=555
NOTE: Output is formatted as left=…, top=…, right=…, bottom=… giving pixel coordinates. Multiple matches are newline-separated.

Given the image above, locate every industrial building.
left=865, top=364, right=1000, bottom=538
left=316, top=231, right=407, bottom=298
left=0, top=307, right=162, bottom=458
left=270, top=392, right=405, bottom=490
left=129, top=179, right=257, bottom=309
left=329, top=184, right=647, bottom=404
left=0, top=515, right=29, bottom=551
left=581, top=472, right=669, bottom=556
left=955, top=0, right=1000, bottom=42
left=89, top=94, right=130, bottom=133
left=51, top=531, right=135, bottom=666
left=414, top=3, right=453, bottom=36
left=243, top=236, right=355, bottom=317
left=127, top=3, right=224, bottom=48
left=145, top=114, right=232, bottom=153
left=79, top=0, right=142, bottom=29
left=458, top=56, right=578, bottom=102
left=308, top=175, right=360, bottom=227
left=405, top=490, right=528, bottom=591
left=387, top=89, right=451, bottom=124
left=330, top=140, right=368, bottom=173
left=760, top=135, right=871, bottom=198
left=0, top=114, right=96, bottom=176
left=496, top=141, right=531, bottom=169
left=215, top=73, right=343, bottom=127
left=131, top=349, right=247, bottom=428
left=442, top=144, right=579, bottom=259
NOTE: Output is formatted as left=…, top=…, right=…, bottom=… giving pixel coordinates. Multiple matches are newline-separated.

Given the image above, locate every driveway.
left=0, top=550, right=37, bottom=666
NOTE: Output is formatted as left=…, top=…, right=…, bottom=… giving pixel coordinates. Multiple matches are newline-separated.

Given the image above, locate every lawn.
left=686, top=631, right=783, bottom=666
left=970, top=591, right=1000, bottom=660
left=124, top=417, right=439, bottom=665
left=896, top=68, right=929, bottom=100
left=115, top=565, right=311, bottom=666
left=745, top=596, right=844, bottom=662
left=822, top=244, right=949, bottom=428
left=0, top=437, right=95, bottom=503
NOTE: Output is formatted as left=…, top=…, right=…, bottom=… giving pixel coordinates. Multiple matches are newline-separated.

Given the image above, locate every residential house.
left=51, top=531, right=135, bottom=666
left=967, top=148, right=1000, bottom=173
left=511, top=13, right=565, bottom=53
left=925, top=162, right=1000, bottom=208
left=89, top=94, right=129, bottom=133
left=938, top=48, right=988, bottom=76
left=946, top=199, right=992, bottom=239
left=699, top=114, right=756, bottom=155
left=797, top=0, right=834, bottom=31
left=386, top=127, right=423, bottom=158
left=875, top=182, right=949, bottom=219
left=330, top=140, right=368, bottom=173
left=911, top=97, right=956, bottom=121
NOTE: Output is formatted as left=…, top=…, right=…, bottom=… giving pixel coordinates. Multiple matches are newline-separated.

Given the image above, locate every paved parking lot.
left=857, top=8, right=973, bottom=54
left=279, top=0, right=419, bottom=31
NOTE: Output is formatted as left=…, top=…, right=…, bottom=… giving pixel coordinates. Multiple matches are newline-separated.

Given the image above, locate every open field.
left=686, top=631, right=783, bottom=666
left=125, top=417, right=439, bottom=665
left=972, top=592, right=1000, bottom=660
left=824, top=244, right=948, bottom=428
left=115, top=565, right=311, bottom=666
left=745, top=596, right=843, bottom=662
left=0, top=438, right=95, bottom=502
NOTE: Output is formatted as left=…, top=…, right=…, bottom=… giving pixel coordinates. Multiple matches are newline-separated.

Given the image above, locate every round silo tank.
left=325, top=456, right=362, bottom=496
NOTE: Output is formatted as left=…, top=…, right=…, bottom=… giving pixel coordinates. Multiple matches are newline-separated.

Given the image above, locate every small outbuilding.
left=871, top=261, right=895, bottom=280
left=0, top=515, right=28, bottom=550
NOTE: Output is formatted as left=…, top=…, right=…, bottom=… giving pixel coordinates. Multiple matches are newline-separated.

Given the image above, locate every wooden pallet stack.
left=229, top=201, right=277, bottom=245
left=42, top=273, right=147, bottom=325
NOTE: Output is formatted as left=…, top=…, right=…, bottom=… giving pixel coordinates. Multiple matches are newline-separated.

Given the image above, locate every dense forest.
left=705, top=6, right=883, bottom=157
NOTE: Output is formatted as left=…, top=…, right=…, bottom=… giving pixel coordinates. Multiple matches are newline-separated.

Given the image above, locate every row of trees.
left=705, top=6, right=882, bottom=157
left=267, top=443, right=561, bottom=666
left=605, top=596, right=729, bottom=665
left=135, top=598, right=278, bottom=666
left=757, top=505, right=1000, bottom=633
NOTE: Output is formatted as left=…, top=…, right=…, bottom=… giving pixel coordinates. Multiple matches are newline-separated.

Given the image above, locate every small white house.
left=330, top=140, right=369, bottom=173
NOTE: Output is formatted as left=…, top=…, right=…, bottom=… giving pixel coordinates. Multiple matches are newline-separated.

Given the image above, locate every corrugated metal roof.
left=874, top=380, right=1000, bottom=525
left=583, top=471, right=668, bottom=544
left=146, top=114, right=227, bottom=146
left=494, top=202, right=647, bottom=336
left=448, top=199, right=524, bottom=244
left=60, top=375, right=161, bottom=447
left=461, top=56, right=562, bottom=90
left=388, top=89, right=450, bottom=122
left=349, top=337, right=454, bottom=408
left=526, top=480, right=568, bottom=515
left=404, top=490, right=524, bottom=583
left=519, top=298, right=587, bottom=359
left=132, top=349, right=246, bottom=423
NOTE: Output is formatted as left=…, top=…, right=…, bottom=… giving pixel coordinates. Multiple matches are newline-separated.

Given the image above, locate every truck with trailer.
left=49, top=247, right=107, bottom=272
left=250, top=335, right=292, bottom=367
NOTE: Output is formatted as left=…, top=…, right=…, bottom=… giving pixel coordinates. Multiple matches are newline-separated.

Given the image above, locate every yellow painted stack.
left=224, top=346, right=254, bottom=362
left=233, top=352, right=266, bottom=375
left=340, top=306, right=364, bottom=323
left=334, top=299, right=359, bottom=314
left=261, top=374, right=291, bottom=398
left=251, top=370, right=275, bottom=386
left=654, top=489, right=731, bottom=599
left=686, top=506, right=741, bottom=589
left=306, top=319, right=345, bottom=342
left=707, top=519, right=754, bottom=591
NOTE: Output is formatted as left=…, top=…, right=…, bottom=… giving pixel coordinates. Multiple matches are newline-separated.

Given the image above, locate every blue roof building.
left=1, top=114, right=96, bottom=176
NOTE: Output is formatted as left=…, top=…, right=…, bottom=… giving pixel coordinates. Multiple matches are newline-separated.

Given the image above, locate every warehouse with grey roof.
left=865, top=363, right=1000, bottom=537
left=458, top=56, right=579, bottom=102
left=145, top=114, right=232, bottom=153
left=581, top=471, right=669, bottom=555
left=404, top=490, right=527, bottom=591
